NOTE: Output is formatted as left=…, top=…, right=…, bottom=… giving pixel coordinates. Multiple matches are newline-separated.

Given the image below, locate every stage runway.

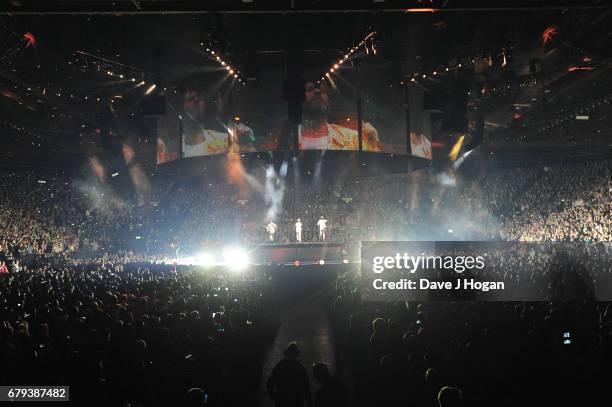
left=258, top=282, right=336, bottom=407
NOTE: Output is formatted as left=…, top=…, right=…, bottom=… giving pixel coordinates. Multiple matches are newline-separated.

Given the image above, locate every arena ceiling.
left=1, top=2, right=611, bottom=167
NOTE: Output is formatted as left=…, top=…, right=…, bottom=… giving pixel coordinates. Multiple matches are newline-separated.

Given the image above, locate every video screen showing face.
left=181, top=88, right=231, bottom=157
left=299, top=80, right=364, bottom=151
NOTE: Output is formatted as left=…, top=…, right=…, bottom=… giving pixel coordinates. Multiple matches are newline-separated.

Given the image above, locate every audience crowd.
left=0, top=261, right=275, bottom=406
left=0, top=156, right=611, bottom=406
left=3, top=157, right=611, bottom=262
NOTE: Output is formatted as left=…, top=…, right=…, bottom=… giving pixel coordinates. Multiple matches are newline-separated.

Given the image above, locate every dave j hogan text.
left=372, top=278, right=505, bottom=292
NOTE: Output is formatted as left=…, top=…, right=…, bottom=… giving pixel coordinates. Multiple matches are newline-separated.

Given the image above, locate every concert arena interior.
left=1, top=1, right=612, bottom=406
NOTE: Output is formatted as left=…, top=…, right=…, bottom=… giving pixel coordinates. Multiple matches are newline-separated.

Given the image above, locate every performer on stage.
left=317, top=216, right=328, bottom=241
left=265, top=222, right=278, bottom=242
left=295, top=219, right=303, bottom=243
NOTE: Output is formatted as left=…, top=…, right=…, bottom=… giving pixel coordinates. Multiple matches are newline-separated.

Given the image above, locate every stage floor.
left=251, top=241, right=344, bottom=265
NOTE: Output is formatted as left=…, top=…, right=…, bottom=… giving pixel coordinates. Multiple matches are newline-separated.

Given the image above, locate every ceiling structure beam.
left=2, top=0, right=611, bottom=15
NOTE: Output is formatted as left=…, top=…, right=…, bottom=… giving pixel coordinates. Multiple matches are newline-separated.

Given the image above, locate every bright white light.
left=342, top=259, right=349, bottom=264
left=223, top=247, right=250, bottom=271
left=145, top=84, right=157, bottom=95
left=195, top=253, right=214, bottom=268
left=319, top=259, right=325, bottom=265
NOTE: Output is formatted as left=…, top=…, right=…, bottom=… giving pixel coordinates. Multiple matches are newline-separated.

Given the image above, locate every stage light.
left=195, top=253, right=214, bottom=268
left=119, top=74, right=124, bottom=79
left=131, top=78, right=136, bottom=82
left=330, top=68, right=334, bottom=73
left=144, top=84, right=157, bottom=95
left=294, top=260, right=301, bottom=267
left=319, top=259, right=325, bottom=265
left=223, top=247, right=250, bottom=271
left=405, top=8, right=438, bottom=13
left=216, top=56, right=221, bottom=61
left=137, top=81, right=145, bottom=87
left=230, top=69, right=234, bottom=74
left=211, top=50, right=215, bottom=55
left=221, top=61, right=226, bottom=66
left=433, top=71, right=437, bottom=75
left=334, top=64, right=339, bottom=69
left=234, top=74, right=238, bottom=78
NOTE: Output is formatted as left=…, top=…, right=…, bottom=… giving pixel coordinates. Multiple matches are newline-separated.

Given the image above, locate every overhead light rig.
left=317, top=31, right=377, bottom=85
left=201, top=44, right=246, bottom=85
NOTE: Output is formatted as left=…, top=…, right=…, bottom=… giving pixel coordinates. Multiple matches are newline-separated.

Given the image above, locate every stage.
left=251, top=242, right=345, bottom=265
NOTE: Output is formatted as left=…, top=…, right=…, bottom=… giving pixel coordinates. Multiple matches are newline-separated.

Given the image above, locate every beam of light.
left=405, top=8, right=438, bottom=13
left=448, top=134, right=464, bottom=161
left=437, top=170, right=457, bottom=187
left=327, top=75, right=337, bottom=90
left=313, top=150, right=325, bottom=184
left=452, top=149, right=474, bottom=171
left=264, top=164, right=286, bottom=222
left=224, top=152, right=250, bottom=197
left=88, top=155, right=106, bottom=182
left=144, top=84, right=157, bottom=95
left=279, top=159, right=288, bottom=178
left=542, top=26, right=559, bottom=48
left=23, top=32, right=36, bottom=48
left=567, top=66, right=594, bottom=72
left=122, top=143, right=151, bottom=206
